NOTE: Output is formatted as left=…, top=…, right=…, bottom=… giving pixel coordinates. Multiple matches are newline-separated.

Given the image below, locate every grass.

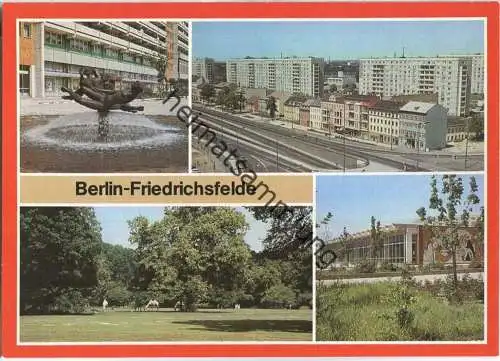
left=20, top=308, right=312, bottom=342
left=316, top=282, right=484, bottom=341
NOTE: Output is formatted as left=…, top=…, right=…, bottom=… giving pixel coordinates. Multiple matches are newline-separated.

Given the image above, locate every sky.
left=93, top=206, right=268, bottom=252
left=193, top=21, right=484, bottom=60
left=316, top=174, right=485, bottom=239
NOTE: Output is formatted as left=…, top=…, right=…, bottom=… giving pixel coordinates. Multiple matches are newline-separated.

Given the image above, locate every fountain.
left=60, top=67, right=145, bottom=138
left=20, top=67, right=188, bottom=172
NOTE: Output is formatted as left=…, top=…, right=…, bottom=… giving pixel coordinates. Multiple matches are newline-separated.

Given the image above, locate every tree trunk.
left=452, top=244, right=458, bottom=289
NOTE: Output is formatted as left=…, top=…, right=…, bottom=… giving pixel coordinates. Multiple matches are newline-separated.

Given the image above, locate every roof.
left=447, top=116, right=472, bottom=127
left=284, top=94, right=309, bottom=106
left=303, top=98, right=322, bottom=107
left=370, top=100, right=404, bottom=112
left=269, top=91, right=293, bottom=101
left=399, top=101, right=436, bottom=114
left=243, top=88, right=269, bottom=99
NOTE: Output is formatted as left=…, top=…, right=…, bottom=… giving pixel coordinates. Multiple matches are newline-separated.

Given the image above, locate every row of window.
left=44, top=61, right=158, bottom=82
left=44, top=30, right=160, bottom=68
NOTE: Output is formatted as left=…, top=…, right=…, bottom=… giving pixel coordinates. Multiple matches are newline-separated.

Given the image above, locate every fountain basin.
left=20, top=112, right=188, bottom=173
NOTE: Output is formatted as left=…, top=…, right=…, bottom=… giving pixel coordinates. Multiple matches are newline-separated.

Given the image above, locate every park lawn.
left=21, top=308, right=312, bottom=342
left=317, top=282, right=484, bottom=341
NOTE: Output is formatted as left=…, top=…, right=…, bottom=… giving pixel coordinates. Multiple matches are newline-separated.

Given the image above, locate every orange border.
left=3, top=2, right=499, bottom=357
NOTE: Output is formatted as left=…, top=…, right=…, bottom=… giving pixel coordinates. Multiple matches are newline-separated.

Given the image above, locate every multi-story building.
left=446, top=116, right=474, bottom=143
left=193, top=57, right=226, bottom=84
left=325, top=71, right=357, bottom=89
left=468, top=53, right=485, bottom=94
left=399, top=101, right=448, bottom=150
left=368, top=100, right=402, bottom=146
left=226, top=57, right=324, bottom=97
left=325, top=221, right=482, bottom=268
left=193, top=57, right=214, bottom=83
left=19, top=23, right=36, bottom=95
left=308, top=99, right=322, bottom=130
left=359, top=56, right=472, bottom=116
left=19, top=21, right=189, bottom=98
left=268, top=91, right=293, bottom=119
left=342, top=95, right=377, bottom=138
left=283, top=94, right=308, bottom=124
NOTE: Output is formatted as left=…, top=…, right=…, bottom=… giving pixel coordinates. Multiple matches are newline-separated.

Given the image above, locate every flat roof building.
left=359, top=56, right=473, bottom=117
left=19, top=21, right=189, bottom=98
left=226, top=57, right=325, bottom=97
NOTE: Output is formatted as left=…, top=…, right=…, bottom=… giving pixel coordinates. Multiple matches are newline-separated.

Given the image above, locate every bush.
left=52, top=289, right=90, bottom=314
left=355, top=260, right=376, bottom=274
left=379, top=262, right=397, bottom=272
left=468, top=258, right=483, bottom=269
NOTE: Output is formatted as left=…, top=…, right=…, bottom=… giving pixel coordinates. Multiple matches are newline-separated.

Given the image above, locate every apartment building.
left=325, top=71, right=357, bottom=89
left=19, top=21, right=189, bottom=98
left=226, top=57, right=325, bottom=97
left=368, top=100, right=403, bottom=146
left=399, top=101, right=448, bottom=150
left=325, top=222, right=481, bottom=268
left=447, top=116, right=474, bottom=143
left=284, top=95, right=307, bottom=124
left=359, top=56, right=472, bottom=116
left=321, top=96, right=345, bottom=132
left=343, top=95, right=378, bottom=138
left=469, top=53, right=485, bottom=94
left=305, top=99, right=322, bottom=129
left=193, top=57, right=226, bottom=84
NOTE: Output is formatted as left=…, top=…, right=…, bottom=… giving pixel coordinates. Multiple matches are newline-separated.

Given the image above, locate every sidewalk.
left=20, top=96, right=188, bottom=117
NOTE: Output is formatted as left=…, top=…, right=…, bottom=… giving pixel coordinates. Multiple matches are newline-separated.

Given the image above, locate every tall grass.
left=316, top=281, right=484, bottom=341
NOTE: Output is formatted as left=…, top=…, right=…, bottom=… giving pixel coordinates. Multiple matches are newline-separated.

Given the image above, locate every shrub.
left=379, top=261, right=397, bottom=272
left=355, top=260, right=376, bottom=274
left=468, top=258, right=483, bottom=269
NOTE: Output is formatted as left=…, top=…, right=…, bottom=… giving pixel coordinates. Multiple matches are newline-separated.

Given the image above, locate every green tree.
left=155, top=55, right=168, bottom=97
left=101, top=243, right=135, bottom=287
left=337, top=227, right=351, bottom=265
left=200, top=83, right=216, bottom=104
left=261, top=283, right=296, bottom=308
left=416, top=175, right=481, bottom=292
left=370, top=216, right=383, bottom=266
left=329, top=84, right=337, bottom=93
left=246, top=206, right=313, bottom=295
left=266, top=96, right=278, bottom=118
left=128, top=207, right=252, bottom=312
left=469, top=114, right=484, bottom=141
left=20, top=207, right=103, bottom=314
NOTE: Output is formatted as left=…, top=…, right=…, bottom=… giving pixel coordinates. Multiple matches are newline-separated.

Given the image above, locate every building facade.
left=193, top=57, right=226, bottom=84
left=469, top=54, right=485, bottom=94
left=368, top=100, right=402, bottom=146
left=343, top=95, right=377, bottom=138
left=226, top=57, right=325, bottom=97
left=359, top=56, right=472, bottom=116
left=399, top=101, right=448, bottom=150
left=326, top=222, right=482, bottom=268
left=19, top=21, right=189, bottom=98
left=446, top=116, right=474, bottom=143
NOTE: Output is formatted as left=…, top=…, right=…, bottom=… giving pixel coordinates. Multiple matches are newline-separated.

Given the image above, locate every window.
left=411, top=233, right=418, bottom=264
left=45, top=31, right=64, bottom=47
left=23, top=24, right=32, bottom=38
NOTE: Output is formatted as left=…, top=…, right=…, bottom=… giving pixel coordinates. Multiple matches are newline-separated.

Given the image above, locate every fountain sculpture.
left=61, top=67, right=144, bottom=138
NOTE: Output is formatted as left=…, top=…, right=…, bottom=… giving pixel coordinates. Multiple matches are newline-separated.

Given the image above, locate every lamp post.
left=276, top=140, right=280, bottom=171
left=342, top=126, right=346, bottom=172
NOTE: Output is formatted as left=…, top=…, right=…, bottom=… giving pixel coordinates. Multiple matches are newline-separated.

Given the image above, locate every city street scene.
left=315, top=174, right=485, bottom=341
left=192, top=21, right=484, bottom=173
left=20, top=206, right=313, bottom=342
left=19, top=21, right=190, bottom=173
